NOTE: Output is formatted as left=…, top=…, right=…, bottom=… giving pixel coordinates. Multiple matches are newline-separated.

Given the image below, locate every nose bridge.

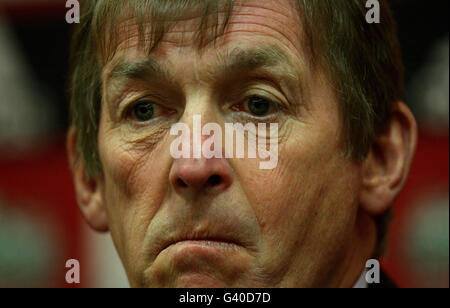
left=169, top=89, right=232, bottom=197
left=182, top=87, right=217, bottom=123
left=181, top=86, right=225, bottom=155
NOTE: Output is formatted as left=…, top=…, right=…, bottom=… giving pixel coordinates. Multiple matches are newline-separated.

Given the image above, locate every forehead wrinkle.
left=98, top=0, right=236, bottom=61
left=102, top=0, right=303, bottom=59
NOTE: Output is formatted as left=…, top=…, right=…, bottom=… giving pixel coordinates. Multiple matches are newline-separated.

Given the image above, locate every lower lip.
left=155, top=240, right=247, bottom=284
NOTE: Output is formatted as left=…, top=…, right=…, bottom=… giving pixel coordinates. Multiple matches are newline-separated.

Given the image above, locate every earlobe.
left=360, top=102, right=418, bottom=215
left=67, top=127, right=109, bottom=232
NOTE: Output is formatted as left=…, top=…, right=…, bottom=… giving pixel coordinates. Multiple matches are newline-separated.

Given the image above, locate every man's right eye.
left=131, top=101, right=155, bottom=121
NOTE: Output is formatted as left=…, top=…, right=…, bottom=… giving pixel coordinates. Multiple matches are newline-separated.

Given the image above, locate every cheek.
left=98, top=119, right=173, bottom=205
left=235, top=118, right=362, bottom=266
left=98, top=127, right=173, bottom=270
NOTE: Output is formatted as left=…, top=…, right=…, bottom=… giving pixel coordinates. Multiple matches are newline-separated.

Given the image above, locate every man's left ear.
left=360, top=102, right=418, bottom=215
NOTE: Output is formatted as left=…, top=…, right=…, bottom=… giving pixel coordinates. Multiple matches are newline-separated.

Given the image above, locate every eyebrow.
left=108, top=58, right=171, bottom=83
left=215, top=45, right=297, bottom=78
left=107, top=45, right=297, bottom=84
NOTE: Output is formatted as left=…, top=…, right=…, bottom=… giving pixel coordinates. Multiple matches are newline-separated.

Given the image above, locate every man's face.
left=97, top=0, right=364, bottom=287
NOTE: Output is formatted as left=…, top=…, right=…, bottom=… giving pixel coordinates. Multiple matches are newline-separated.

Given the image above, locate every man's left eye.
left=235, top=96, right=279, bottom=117
left=248, top=97, right=271, bottom=116
left=133, top=101, right=155, bottom=121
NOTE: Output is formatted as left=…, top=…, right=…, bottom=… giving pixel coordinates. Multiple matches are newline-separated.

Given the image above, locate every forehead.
left=102, top=0, right=304, bottom=65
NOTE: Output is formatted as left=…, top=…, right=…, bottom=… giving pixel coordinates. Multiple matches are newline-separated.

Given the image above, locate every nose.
left=169, top=156, right=233, bottom=196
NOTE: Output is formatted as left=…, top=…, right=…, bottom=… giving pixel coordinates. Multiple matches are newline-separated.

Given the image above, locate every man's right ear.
left=67, top=127, right=109, bottom=232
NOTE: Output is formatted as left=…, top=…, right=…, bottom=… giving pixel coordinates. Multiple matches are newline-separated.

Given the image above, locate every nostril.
left=177, top=178, right=188, bottom=188
left=207, top=174, right=222, bottom=187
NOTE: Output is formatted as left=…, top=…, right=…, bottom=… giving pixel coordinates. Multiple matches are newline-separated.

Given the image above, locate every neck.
left=336, top=209, right=377, bottom=287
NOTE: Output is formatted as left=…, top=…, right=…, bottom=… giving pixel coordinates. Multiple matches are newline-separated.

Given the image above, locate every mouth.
left=153, top=235, right=249, bottom=287
left=161, top=235, right=243, bottom=254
